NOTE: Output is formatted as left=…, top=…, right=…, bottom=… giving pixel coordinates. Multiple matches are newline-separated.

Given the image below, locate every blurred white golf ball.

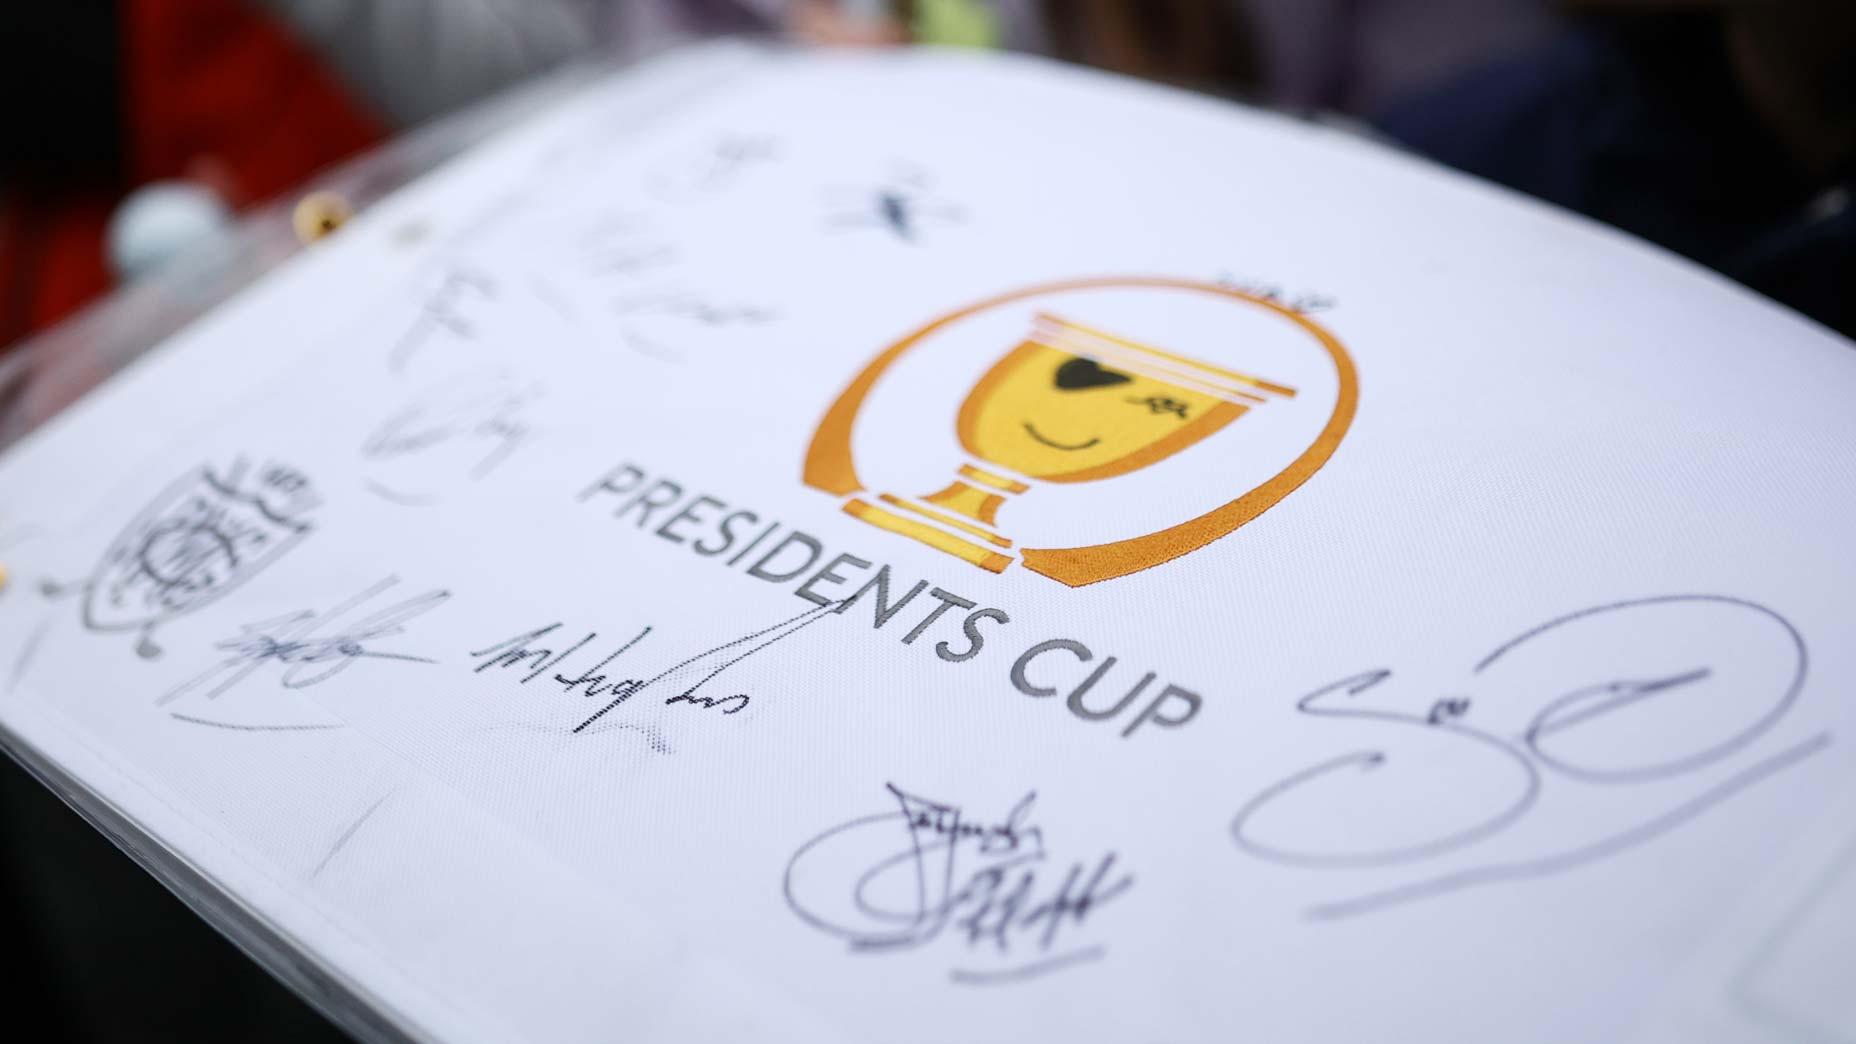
left=107, top=180, right=232, bottom=281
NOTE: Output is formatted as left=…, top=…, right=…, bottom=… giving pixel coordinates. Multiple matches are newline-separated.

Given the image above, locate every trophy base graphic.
left=842, top=463, right=1027, bottom=573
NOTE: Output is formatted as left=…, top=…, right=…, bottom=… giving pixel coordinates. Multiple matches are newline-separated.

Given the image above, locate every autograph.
left=1214, top=274, right=1336, bottom=314
left=611, top=289, right=779, bottom=328
left=390, top=267, right=498, bottom=373
left=823, top=166, right=964, bottom=243
left=611, top=287, right=781, bottom=361
left=578, top=214, right=679, bottom=281
left=645, top=133, right=779, bottom=204
left=362, top=371, right=540, bottom=506
left=469, top=600, right=841, bottom=734
left=785, top=784, right=1132, bottom=984
left=159, top=575, right=449, bottom=712
left=1229, top=595, right=1830, bottom=919
left=41, top=461, right=320, bottom=658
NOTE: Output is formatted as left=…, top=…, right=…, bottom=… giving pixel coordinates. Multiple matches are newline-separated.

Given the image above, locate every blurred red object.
left=1, top=0, right=384, bottom=350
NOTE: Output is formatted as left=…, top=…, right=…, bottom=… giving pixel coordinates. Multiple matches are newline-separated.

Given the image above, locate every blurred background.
left=0, top=1, right=1850, bottom=1039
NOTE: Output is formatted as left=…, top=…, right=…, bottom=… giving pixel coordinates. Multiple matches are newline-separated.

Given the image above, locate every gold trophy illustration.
left=842, top=313, right=1297, bottom=572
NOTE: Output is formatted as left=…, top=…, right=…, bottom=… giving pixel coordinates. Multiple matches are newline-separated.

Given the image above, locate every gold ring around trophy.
left=805, top=277, right=1358, bottom=587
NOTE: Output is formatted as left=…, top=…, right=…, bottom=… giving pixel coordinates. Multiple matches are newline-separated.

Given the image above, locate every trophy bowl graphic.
left=805, top=278, right=1358, bottom=586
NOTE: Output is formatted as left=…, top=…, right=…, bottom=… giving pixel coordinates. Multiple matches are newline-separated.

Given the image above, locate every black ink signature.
left=468, top=601, right=840, bottom=735
left=646, top=134, right=779, bottom=204
left=1229, top=595, right=1830, bottom=918
left=823, top=166, right=963, bottom=243
left=612, top=289, right=779, bottom=328
left=363, top=371, right=539, bottom=505
left=785, top=784, right=1131, bottom=984
left=578, top=214, right=680, bottom=281
left=1215, top=274, right=1335, bottom=314
left=609, top=287, right=780, bottom=363
left=159, top=576, right=449, bottom=710
left=390, top=267, right=497, bottom=373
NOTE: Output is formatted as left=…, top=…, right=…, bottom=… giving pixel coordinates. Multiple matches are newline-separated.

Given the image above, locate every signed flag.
left=1, top=42, right=1853, bottom=1044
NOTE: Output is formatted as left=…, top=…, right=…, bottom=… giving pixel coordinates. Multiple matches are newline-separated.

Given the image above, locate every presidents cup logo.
left=803, top=277, right=1358, bottom=586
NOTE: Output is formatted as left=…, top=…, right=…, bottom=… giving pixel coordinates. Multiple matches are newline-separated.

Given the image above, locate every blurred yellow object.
left=0, top=562, right=9, bottom=594
left=293, top=190, right=354, bottom=243
left=914, top=0, right=1000, bottom=48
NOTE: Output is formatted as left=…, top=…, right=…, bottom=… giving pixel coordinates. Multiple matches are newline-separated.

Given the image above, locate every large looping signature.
left=1230, top=595, right=1830, bottom=919
left=784, top=783, right=1131, bottom=985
